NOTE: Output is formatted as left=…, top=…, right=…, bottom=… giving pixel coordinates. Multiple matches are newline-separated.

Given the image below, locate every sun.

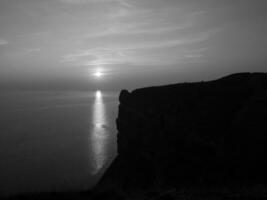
left=93, top=71, right=103, bottom=78
left=96, top=90, right=102, bottom=98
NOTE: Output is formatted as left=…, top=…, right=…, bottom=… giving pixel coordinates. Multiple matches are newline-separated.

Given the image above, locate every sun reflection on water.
left=90, top=90, right=108, bottom=174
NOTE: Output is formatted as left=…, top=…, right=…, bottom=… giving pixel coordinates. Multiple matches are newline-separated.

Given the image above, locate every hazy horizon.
left=0, top=0, right=267, bottom=91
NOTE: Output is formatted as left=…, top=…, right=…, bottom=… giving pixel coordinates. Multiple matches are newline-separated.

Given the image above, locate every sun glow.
left=96, top=90, right=102, bottom=98
left=93, top=71, right=103, bottom=78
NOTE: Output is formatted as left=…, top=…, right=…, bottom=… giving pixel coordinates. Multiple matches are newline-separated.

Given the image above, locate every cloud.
left=59, top=0, right=220, bottom=71
left=61, top=30, right=215, bottom=67
left=83, top=9, right=204, bottom=39
left=61, top=48, right=126, bottom=66
left=58, top=0, right=91, bottom=4
left=85, top=23, right=193, bottom=39
left=58, top=0, right=129, bottom=4
left=0, top=38, right=8, bottom=45
left=58, top=1, right=220, bottom=73
left=25, top=48, right=41, bottom=53
left=84, top=28, right=220, bottom=51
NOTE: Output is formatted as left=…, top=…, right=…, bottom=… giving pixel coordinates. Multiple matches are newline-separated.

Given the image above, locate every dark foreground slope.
left=97, top=73, right=267, bottom=198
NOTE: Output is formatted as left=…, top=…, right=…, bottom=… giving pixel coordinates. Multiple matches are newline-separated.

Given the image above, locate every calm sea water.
left=0, top=91, right=119, bottom=195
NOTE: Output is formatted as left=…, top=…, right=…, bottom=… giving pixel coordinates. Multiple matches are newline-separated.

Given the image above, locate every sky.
left=0, top=0, right=266, bottom=90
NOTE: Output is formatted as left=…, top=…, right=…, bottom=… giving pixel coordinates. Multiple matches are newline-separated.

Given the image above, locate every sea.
left=0, top=90, right=119, bottom=195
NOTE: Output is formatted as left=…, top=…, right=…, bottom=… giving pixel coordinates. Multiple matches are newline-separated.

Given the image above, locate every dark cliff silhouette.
left=96, top=72, right=267, bottom=198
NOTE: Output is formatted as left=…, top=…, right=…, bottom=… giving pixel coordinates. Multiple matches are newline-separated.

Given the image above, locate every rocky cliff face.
left=98, top=73, right=267, bottom=193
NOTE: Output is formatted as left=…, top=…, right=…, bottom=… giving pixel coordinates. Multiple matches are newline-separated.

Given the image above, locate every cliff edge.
left=97, top=73, right=267, bottom=195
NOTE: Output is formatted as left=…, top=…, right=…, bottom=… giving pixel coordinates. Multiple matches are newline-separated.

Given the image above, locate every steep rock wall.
left=98, top=73, right=267, bottom=192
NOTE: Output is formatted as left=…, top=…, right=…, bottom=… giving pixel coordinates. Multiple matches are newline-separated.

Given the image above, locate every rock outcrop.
left=97, top=73, right=267, bottom=193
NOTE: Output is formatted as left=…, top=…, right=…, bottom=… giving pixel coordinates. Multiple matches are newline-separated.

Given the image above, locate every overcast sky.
left=0, top=0, right=266, bottom=90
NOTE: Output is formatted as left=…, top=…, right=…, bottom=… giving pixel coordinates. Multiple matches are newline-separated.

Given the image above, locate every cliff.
left=97, top=73, right=267, bottom=195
